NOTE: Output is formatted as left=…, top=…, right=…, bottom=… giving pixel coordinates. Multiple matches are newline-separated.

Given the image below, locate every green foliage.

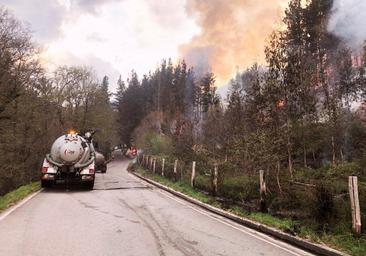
left=230, top=206, right=299, bottom=234
left=137, top=168, right=213, bottom=204
left=139, top=162, right=366, bottom=255
left=314, top=183, right=336, bottom=229
left=141, top=132, right=173, bottom=156
left=194, top=175, right=211, bottom=192
left=220, top=176, right=259, bottom=202
left=328, top=162, right=364, bottom=179
left=0, top=182, right=40, bottom=212
left=0, top=9, right=117, bottom=195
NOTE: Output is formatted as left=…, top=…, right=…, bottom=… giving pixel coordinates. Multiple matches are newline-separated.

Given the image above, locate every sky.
left=2, top=0, right=365, bottom=96
left=1, top=0, right=289, bottom=93
left=1, top=0, right=200, bottom=91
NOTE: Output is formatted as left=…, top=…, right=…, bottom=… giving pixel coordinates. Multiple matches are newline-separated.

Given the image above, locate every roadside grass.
left=0, top=182, right=41, bottom=213
left=135, top=166, right=366, bottom=256
left=137, top=168, right=214, bottom=204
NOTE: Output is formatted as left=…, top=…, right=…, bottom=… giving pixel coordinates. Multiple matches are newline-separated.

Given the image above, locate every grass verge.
left=135, top=166, right=366, bottom=256
left=0, top=182, right=41, bottom=213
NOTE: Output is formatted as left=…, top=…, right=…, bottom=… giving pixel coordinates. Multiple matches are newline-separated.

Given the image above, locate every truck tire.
left=84, top=180, right=94, bottom=190
left=101, top=164, right=107, bottom=173
left=41, top=180, right=53, bottom=188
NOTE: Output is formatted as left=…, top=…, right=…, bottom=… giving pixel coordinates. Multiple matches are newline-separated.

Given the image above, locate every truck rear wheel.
left=84, top=180, right=94, bottom=190
left=41, top=180, right=53, bottom=188
left=101, top=164, right=107, bottom=173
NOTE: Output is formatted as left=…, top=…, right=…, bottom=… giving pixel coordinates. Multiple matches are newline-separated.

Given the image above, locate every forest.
left=0, top=0, right=366, bottom=253
left=0, top=7, right=116, bottom=195
left=118, top=0, right=366, bottom=181
left=117, top=0, right=366, bottom=253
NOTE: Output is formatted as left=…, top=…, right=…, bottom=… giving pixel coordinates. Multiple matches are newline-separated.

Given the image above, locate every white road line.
left=0, top=189, right=43, bottom=222
left=130, top=174, right=312, bottom=256
left=158, top=190, right=311, bottom=256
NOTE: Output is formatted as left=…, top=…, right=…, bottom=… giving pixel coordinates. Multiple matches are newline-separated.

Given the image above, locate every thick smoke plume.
left=180, top=0, right=289, bottom=85
left=328, top=0, right=366, bottom=50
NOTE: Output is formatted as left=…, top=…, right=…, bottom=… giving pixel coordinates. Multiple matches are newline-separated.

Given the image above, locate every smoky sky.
left=328, top=0, right=366, bottom=50
left=1, top=0, right=66, bottom=42
left=180, top=0, right=288, bottom=85
left=76, top=0, right=122, bottom=14
left=1, top=0, right=292, bottom=91
left=0, top=0, right=121, bottom=42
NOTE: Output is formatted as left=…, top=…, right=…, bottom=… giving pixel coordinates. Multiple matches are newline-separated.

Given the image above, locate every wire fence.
left=137, top=154, right=365, bottom=236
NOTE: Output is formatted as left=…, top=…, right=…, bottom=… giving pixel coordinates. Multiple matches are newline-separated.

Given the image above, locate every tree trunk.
left=331, top=135, right=336, bottom=167
left=286, top=119, right=293, bottom=179
left=276, top=160, right=283, bottom=195
left=303, top=140, right=307, bottom=168
left=340, top=149, right=344, bottom=163
left=287, top=135, right=293, bottom=179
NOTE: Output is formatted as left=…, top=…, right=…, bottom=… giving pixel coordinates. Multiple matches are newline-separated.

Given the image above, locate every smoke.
left=180, top=0, right=289, bottom=85
left=328, top=0, right=366, bottom=50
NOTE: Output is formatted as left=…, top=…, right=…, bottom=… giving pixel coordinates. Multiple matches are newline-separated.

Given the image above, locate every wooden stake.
left=259, top=170, right=267, bottom=213
left=174, top=159, right=178, bottom=181
left=153, top=159, right=156, bottom=173
left=161, top=158, right=165, bottom=176
left=212, top=163, right=218, bottom=196
left=349, top=176, right=362, bottom=236
left=191, top=161, right=196, bottom=187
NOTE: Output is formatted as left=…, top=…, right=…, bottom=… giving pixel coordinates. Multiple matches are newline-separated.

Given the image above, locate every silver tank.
left=95, top=152, right=106, bottom=165
left=50, top=134, right=92, bottom=165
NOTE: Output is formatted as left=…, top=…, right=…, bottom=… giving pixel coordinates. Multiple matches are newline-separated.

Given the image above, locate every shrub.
left=313, top=183, right=336, bottom=230
left=328, top=162, right=363, bottom=179
left=138, top=132, right=173, bottom=156
left=220, top=175, right=259, bottom=202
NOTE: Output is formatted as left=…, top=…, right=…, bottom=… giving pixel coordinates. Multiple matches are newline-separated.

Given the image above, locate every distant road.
left=0, top=158, right=313, bottom=256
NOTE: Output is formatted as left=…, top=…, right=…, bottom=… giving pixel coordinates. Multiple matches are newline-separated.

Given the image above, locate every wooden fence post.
left=161, top=158, right=165, bottom=176
left=259, top=170, right=267, bottom=213
left=212, top=163, right=218, bottom=196
left=191, top=161, right=196, bottom=187
left=174, top=159, right=178, bottom=181
left=153, top=159, right=156, bottom=174
left=150, top=157, right=153, bottom=171
left=146, top=156, right=149, bottom=168
left=349, top=176, right=361, bottom=236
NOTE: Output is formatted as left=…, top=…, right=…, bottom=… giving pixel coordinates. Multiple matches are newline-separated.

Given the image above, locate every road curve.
left=0, top=159, right=314, bottom=256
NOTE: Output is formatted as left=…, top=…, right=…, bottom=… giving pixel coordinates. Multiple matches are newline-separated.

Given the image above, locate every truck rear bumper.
left=41, top=173, right=94, bottom=183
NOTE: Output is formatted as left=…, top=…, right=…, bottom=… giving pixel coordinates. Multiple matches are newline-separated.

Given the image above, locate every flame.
left=277, top=100, right=285, bottom=108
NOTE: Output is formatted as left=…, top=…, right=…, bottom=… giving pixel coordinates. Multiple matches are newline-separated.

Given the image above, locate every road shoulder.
left=0, top=186, right=43, bottom=222
left=131, top=171, right=346, bottom=256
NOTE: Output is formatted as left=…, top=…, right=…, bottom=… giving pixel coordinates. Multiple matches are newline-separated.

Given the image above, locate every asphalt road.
left=0, top=159, right=314, bottom=256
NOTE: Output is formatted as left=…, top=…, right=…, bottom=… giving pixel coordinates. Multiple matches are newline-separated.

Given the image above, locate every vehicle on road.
left=125, top=146, right=138, bottom=158
left=95, top=151, right=107, bottom=173
left=40, top=131, right=96, bottom=189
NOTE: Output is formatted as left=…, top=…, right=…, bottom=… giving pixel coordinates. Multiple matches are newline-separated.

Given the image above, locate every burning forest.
left=1, top=0, right=366, bottom=254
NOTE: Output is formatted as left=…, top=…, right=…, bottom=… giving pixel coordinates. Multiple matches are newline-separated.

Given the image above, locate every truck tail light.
left=41, top=167, right=48, bottom=173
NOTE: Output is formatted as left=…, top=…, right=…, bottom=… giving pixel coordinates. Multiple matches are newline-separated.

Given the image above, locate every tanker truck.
left=95, top=152, right=107, bottom=173
left=40, top=131, right=97, bottom=189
